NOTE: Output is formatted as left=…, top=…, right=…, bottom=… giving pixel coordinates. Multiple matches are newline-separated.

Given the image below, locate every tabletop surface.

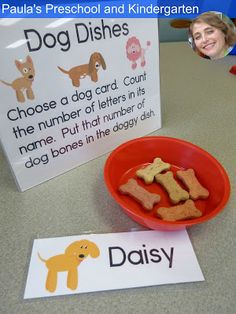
left=1, top=42, right=236, bottom=314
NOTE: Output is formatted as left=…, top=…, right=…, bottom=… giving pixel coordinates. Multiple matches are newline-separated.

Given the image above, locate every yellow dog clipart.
left=38, top=240, right=100, bottom=292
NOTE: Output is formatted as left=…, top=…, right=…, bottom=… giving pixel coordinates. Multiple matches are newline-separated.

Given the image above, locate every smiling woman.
left=189, top=12, right=236, bottom=60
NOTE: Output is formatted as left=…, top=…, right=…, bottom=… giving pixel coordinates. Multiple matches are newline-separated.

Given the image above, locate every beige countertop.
left=1, top=42, right=236, bottom=313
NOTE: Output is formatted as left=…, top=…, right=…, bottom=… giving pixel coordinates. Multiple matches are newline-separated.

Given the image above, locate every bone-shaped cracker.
left=136, top=157, right=171, bottom=184
left=155, top=171, right=189, bottom=204
left=157, top=199, right=202, bottom=221
left=119, top=178, right=160, bottom=211
left=176, top=169, right=209, bottom=200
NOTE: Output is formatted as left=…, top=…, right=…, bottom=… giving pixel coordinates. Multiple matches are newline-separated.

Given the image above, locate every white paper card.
left=0, top=18, right=161, bottom=191
left=24, top=230, right=204, bottom=299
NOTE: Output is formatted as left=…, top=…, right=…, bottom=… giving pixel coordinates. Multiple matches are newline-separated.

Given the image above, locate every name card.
left=0, top=18, right=161, bottom=191
left=24, top=230, right=204, bottom=299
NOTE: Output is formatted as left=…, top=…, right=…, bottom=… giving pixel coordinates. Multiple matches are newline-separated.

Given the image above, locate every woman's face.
left=192, top=21, right=227, bottom=59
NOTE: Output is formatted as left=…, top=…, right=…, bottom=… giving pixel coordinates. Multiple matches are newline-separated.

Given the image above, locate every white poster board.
left=0, top=18, right=161, bottom=191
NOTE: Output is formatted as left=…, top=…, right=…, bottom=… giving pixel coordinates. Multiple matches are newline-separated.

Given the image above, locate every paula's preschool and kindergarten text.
left=0, top=2, right=200, bottom=18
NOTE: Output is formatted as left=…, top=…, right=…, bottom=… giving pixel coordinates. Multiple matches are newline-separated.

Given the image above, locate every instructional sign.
left=0, top=18, right=161, bottom=191
left=24, top=229, right=204, bottom=299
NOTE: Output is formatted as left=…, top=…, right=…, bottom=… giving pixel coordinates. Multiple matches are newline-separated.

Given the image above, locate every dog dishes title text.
left=24, top=19, right=130, bottom=52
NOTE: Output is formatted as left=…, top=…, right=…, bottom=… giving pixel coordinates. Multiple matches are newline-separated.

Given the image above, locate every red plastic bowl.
left=104, top=136, right=230, bottom=230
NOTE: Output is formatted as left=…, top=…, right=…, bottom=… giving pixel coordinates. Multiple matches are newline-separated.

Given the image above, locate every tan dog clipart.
left=38, top=240, right=100, bottom=292
left=0, top=55, right=35, bottom=103
left=58, top=52, right=106, bottom=87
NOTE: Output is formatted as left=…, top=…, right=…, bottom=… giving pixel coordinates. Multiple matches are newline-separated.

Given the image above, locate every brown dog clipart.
left=0, top=55, right=35, bottom=103
left=38, top=240, right=100, bottom=293
left=58, top=52, right=106, bottom=87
